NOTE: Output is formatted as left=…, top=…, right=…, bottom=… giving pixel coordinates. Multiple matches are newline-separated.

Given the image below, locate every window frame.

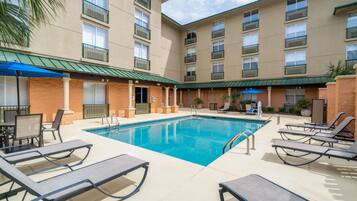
left=243, top=9, right=259, bottom=23
left=243, top=57, right=259, bottom=70
left=212, top=21, right=225, bottom=32
left=212, top=41, right=224, bottom=52
left=135, top=8, right=150, bottom=28
left=243, top=32, right=259, bottom=46
left=285, top=50, right=306, bottom=66
left=212, top=62, right=224, bottom=73
left=134, top=41, right=149, bottom=60
left=285, top=22, right=307, bottom=39
left=82, top=23, right=108, bottom=49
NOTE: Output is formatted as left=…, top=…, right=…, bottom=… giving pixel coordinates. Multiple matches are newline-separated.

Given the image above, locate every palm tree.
left=0, top=0, right=64, bottom=46
left=328, top=60, right=355, bottom=79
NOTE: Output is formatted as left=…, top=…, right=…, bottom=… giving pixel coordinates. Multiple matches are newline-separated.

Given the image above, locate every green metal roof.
left=334, top=2, right=357, bottom=15
left=0, top=48, right=178, bottom=84
left=177, top=76, right=331, bottom=89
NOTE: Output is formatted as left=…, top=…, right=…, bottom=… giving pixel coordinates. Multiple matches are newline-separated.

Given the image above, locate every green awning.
left=334, top=2, right=357, bottom=15
left=0, top=48, right=178, bottom=84
left=177, top=76, right=331, bottom=89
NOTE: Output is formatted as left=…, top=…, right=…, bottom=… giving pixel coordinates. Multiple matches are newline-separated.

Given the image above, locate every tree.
left=328, top=60, right=355, bottom=79
left=0, top=0, right=64, bottom=46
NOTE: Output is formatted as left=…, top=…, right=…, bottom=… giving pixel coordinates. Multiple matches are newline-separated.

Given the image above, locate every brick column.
left=179, top=89, right=183, bottom=106
left=197, top=88, right=201, bottom=98
left=326, top=82, right=336, bottom=122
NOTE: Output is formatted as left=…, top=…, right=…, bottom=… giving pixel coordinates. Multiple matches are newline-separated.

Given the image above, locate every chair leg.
left=51, top=131, right=56, bottom=140
left=57, top=130, right=63, bottom=143
left=219, top=189, right=225, bottom=201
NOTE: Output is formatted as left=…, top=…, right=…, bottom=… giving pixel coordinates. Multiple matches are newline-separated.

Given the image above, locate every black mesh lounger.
left=272, top=139, right=357, bottom=166
left=219, top=174, right=308, bottom=201
left=0, top=154, right=149, bottom=201
left=285, top=112, right=345, bottom=131
left=278, top=116, right=354, bottom=143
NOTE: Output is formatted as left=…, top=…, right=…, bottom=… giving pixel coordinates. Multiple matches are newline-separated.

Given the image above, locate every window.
left=135, top=42, right=149, bottom=60
left=243, top=57, right=258, bottom=69
left=285, top=88, right=305, bottom=105
left=213, top=41, right=224, bottom=52
left=212, top=21, right=224, bottom=31
left=186, top=65, right=196, bottom=76
left=0, top=77, right=28, bottom=106
left=187, top=47, right=196, bottom=56
left=186, top=30, right=197, bottom=39
left=285, top=50, right=306, bottom=66
left=83, top=23, right=108, bottom=48
left=242, top=94, right=257, bottom=102
left=83, top=82, right=106, bottom=104
left=243, top=32, right=259, bottom=46
left=347, top=13, right=357, bottom=28
left=212, top=62, right=224, bottom=73
left=287, top=0, right=307, bottom=12
left=243, top=9, right=259, bottom=23
left=286, top=22, right=306, bottom=38
left=86, top=0, right=108, bottom=9
left=135, top=9, right=149, bottom=28
left=346, top=43, right=357, bottom=60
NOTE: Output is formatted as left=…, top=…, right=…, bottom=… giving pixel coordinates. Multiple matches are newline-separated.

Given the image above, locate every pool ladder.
left=101, top=114, right=120, bottom=131
left=190, top=105, right=198, bottom=116
left=222, top=130, right=255, bottom=155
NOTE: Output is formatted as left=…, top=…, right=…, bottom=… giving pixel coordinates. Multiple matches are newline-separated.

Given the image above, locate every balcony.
left=184, top=54, right=197, bottom=63
left=285, top=35, right=307, bottom=48
left=211, top=50, right=224, bottom=59
left=184, top=75, right=196, bottom=82
left=346, top=27, right=357, bottom=39
left=285, top=64, right=307, bottom=75
left=135, top=0, right=151, bottom=10
left=83, top=104, right=109, bottom=119
left=134, top=57, right=150, bottom=70
left=82, top=43, right=109, bottom=62
left=242, top=69, right=258, bottom=78
left=346, top=59, right=357, bottom=68
left=211, top=72, right=224, bottom=80
left=286, top=7, right=308, bottom=21
left=242, top=44, right=259, bottom=55
left=135, top=24, right=151, bottom=40
left=185, top=37, right=197, bottom=45
left=83, top=0, right=109, bottom=23
left=243, top=20, right=259, bottom=31
left=212, top=29, right=225, bottom=39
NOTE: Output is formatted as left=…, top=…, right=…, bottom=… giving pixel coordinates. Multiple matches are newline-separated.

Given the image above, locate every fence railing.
left=134, top=23, right=151, bottom=40
left=286, top=7, right=308, bottom=21
left=242, top=68, right=258, bottom=78
left=211, top=29, right=225, bottom=39
left=184, top=54, right=197, bottom=63
left=135, top=0, right=151, bottom=9
left=184, top=75, right=196, bottom=82
left=185, top=37, right=197, bottom=45
left=134, top=57, right=150, bottom=70
left=284, top=64, right=307, bottom=75
left=83, top=104, right=109, bottom=119
left=0, top=105, right=30, bottom=123
left=346, top=27, right=357, bottom=39
left=242, top=44, right=259, bottom=55
left=243, top=19, right=259, bottom=31
left=211, top=72, right=224, bottom=80
left=82, top=43, right=109, bottom=62
left=211, top=50, right=225, bottom=59
left=83, top=0, right=109, bottom=23
left=285, top=35, right=307, bottom=48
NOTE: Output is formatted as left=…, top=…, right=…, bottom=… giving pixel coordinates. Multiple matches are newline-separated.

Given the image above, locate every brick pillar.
left=326, top=82, right=336, bottom=122
left=335, top=75, right=355, bottom=133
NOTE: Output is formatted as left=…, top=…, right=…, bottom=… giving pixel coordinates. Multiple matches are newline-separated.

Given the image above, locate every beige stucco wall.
left=180, top=0, right=356, bottom=83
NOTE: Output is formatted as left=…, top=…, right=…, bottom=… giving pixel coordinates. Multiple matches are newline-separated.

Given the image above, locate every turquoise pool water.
left=87, top=116, right=265, bottom=166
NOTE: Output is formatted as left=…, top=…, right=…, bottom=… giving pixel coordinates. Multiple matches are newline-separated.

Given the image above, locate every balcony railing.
left=134, top=24, right=151, bottom=40
left=135, top=0, right=151, bottom=9
left=242, top=44, right=259, bottom=55
left=211, top=72, right=224, bottom=80
left=184, top=75, right=196, bottom=82
left=211, top=50, right=224, bottom=59
left=285, top=35, right=307, bottom=48
left=346, top=59, right=357, bottom=68
left=212, top=29, right=225, bottom=39
left=83, top=104, right=109, bottom=119
left=285, top=64, right=307, bottom=75
left=286, top=7, right=308, bottom=21
left=134, top=57, right=150, bottom=70
left=346, top=27, right=357, bottom=39
left=242, top=69, right=258, bottom=78
left=82, top=43, right=109, bottom=62
left=83, top=0, right=109, bottom=23
left=0, top=105, right=30, bottom=123
left=243, top=20, right=259, bottom=31
left=184, top=54, right=197, bottom=63
left=185, top=37, right=197, bottom=45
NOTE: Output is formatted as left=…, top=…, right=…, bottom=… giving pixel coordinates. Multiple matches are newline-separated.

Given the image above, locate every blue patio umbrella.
left=0, top=62, right=64, bottom=113
left=240, top=88, right=263, bottom=101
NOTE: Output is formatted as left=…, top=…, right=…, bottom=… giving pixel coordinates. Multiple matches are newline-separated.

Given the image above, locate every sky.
left=162, top=0, right=257, bottom=25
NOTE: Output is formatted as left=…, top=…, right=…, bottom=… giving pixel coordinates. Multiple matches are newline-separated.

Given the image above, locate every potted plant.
left=193, top=97, right=204, bottom=109
left=297, top=98, right=312, bottom=116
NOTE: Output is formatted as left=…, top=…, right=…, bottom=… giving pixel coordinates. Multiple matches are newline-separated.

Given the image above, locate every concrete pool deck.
left=1, top=109, right=357, bottom=201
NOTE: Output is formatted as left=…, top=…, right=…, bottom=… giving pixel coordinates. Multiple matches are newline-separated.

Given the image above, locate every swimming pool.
left=87, top=116, right=265, bottom=166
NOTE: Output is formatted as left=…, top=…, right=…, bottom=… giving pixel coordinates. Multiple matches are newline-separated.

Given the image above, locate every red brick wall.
left=326, top=83, right=336, bottom=122
left=69, top=79, right=83, bottom=120
left=107, top=83, right=129, bottom=117
left=150, top=86, right=163, bottom=113
left=335, top=76, right=355, bottom=132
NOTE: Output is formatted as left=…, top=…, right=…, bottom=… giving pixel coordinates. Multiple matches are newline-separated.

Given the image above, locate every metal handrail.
left=190, top=105, right=197, bottom=115
left=222, top=130, right=255, bottom=155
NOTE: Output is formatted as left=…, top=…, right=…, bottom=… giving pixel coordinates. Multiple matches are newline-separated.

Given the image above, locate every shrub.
left=278, top=107, right=285, bottom=113
left=193, top=97, right=203, bottom=105
left=288, top=107, right=299, bottom=115
left=263, top=107, right=275, bottom=113
left=297, top=98, right=312, bottom=110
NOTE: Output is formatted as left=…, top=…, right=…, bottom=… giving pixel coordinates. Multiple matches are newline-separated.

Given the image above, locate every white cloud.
left=162, top=0, right=257, bottom=24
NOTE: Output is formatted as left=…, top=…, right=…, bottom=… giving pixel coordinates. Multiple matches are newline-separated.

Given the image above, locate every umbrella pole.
left=16, top=71, right=20, bottom=114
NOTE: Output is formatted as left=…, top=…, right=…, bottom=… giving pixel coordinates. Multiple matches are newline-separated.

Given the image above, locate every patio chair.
left=0, top=154, right=149, bottom=201
left=0, top=140, right=92, bottom=169
left=278, top=116, right=354, bottom=144
left=285, top=112, right=345, bottom=131
left=218, top=102, right=230, bottom=113
left=10, top=114, right=43, bottom=149
left=4, top=110, right=17, bottom=123
left=219, top=174, right=307, bottom=201
left=43, top=109, right=65, bottom=143
left=272, top=139, right=357, bottom=166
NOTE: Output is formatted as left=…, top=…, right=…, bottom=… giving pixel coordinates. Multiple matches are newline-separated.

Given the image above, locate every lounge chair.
left=218, top=102, right=230, bottom=113
left=0, top=140, right=92, bottom=169
left=219, top=174, right=307, bottom=201
left=246, top=108, right=258, bottom=115
left=285, top=112, right=345, bottom=131
left=278, top=116, right=354, bottom=143
left=272, top=139, right=357, bottom=166
left=0, top=154, right=149, bottom=201
left=43, top=109, right=65, bottom=143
